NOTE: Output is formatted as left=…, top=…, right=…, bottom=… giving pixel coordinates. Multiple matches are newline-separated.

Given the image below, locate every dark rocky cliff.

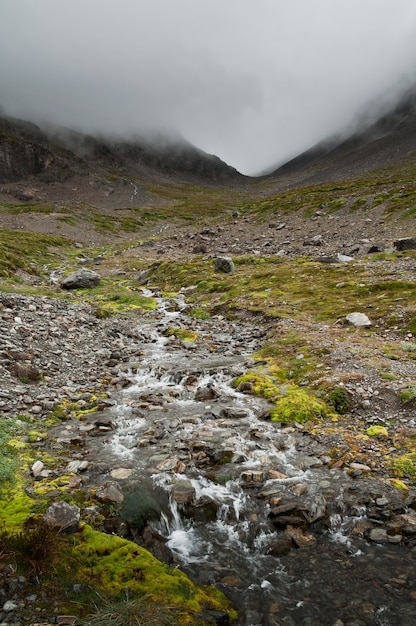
left=0, top=116, right=242, bottom=186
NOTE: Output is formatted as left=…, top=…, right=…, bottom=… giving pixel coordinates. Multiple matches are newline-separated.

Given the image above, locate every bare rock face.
left=61, top=268, right=101, bottom=290
left=43, top=501, right=80, bottom=532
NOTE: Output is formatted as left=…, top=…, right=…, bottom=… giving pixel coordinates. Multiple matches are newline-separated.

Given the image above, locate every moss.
left=400, top=385, right=416, bottom=404
left=189, top=307, right=211, bottom=320
left=387, top=478, right=410, bottom=490
left=72, top=525, right=237, bottom=620
left=366, top=425, right=389, bottom=438
left=0, top=229, right=67, bottom=277
left=0, top=490, right=35, bottom=532
left=326, top=386, right=350, bottom=414
left=78, top=279, right=157, bottom=314
left=270, top=386, right=334, bottom=424
left=391, top=453, right=416, bottom=482
left=165, top=327, right=200, bottom=342
left=380, top=372, right=398, bottom=381
left=233, top=371, right=281, bottom=402
left=72, top=406, right=99, bottom=419
left=27, top=430, right=48, bottom=443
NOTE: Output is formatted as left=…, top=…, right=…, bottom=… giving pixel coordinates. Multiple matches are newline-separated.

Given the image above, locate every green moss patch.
left=72, top=525, right=237, bottom=621
left=78, top=278, right=157, bottom=314
left=165, top=327, right=200, bottom=342
left=391, top=452, right=416, bottom=483
left=270, top=386, right=335, bottom=424
left=366, top=425, right=389, bottom=438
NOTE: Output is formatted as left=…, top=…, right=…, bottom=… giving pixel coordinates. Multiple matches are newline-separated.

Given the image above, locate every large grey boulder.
left=61, top=268, right=101, bottom=290
left=214, top=256, right=235, bottom=273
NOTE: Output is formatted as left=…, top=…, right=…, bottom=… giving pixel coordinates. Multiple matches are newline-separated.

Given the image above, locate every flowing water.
left=94, top=294, right=416, bottom=626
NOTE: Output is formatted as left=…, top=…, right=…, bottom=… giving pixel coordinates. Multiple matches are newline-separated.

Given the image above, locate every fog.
left=1, top=0, right=416, bottom=174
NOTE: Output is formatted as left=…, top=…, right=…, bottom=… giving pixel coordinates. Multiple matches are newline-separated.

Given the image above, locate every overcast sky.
left=1, top=1, right=416, bottom=175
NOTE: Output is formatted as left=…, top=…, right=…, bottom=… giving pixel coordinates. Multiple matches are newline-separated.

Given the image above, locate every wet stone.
left=172, top=479, right=196, bottom=504
left=96, top=483, right=124, bottom=503
left=368, top=527, right=389, bottom=543
left=110, top=468, right=133, bottom=479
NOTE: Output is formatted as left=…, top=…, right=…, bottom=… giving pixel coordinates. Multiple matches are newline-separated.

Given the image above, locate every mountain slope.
left=0, top=115, right=242, bottom=187
left=267, top=90, right=416, bottom=186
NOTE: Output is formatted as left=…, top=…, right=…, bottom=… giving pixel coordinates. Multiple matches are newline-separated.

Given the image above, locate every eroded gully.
left=83, top=293, right=416, bottom=626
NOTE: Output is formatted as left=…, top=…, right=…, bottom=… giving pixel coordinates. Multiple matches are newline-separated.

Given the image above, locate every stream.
left=90, top=293, right=416, bottom=626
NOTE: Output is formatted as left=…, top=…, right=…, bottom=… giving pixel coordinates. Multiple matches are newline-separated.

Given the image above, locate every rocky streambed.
left=1, top=289, right=416, bottom=625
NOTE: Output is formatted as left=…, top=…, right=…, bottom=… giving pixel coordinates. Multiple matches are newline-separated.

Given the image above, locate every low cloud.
left=1, top=0, right=416, bottom=174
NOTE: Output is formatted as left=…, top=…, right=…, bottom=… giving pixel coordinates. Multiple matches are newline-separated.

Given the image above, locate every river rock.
left=368, top=527, right=389, bottom=543
left=156, top=457, right=186, bottom=473
left=303, top=234, right=324, bottom=246
left=240, top=470, right=264, bottom=483
left=195, top=385, right=220, bottom=401
left=219, top=407, right=249, bottom=419
left=96, top=483, right=124, bottom=503
left=43, top=501, right=80, bottom=532
left=172, top=479, right=196, bottom=504
left=67, top=460, right=89, bottom=473
left=214, top=256, right=235, bottom=273
left=110, top=467, right=133, bottom=479
left=61, top=268, right=101, bottom=290
left=3, top=600, right=18, bottom=612
left=286, top=525, right=316, bottom=547
left=267, top=534, right=293, bottom=556
left=31, top=460, right=44, bottom=477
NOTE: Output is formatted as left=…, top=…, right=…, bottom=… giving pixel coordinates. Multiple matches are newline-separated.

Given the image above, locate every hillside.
left=266, top=89, right=416, bottom=188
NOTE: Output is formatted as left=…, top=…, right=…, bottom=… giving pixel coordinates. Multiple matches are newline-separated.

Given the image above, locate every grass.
left=73, top=277, right=157, bottom=314
left=0, top=229, right=68, bottom=277
left=0, top=416, right=22, bottom=485
left=143, top=253, right=416, bottom=328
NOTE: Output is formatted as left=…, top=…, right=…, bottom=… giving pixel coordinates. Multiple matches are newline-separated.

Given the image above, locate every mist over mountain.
left=265, top=87, right=416, bottom=185
left=1, top=0, right=416, bottom=175
left=0, top=115, right=242, bottom=188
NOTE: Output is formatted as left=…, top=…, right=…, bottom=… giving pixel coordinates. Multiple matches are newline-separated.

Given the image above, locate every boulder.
left=394, top=237, right=416, bottom=251
left=96, top=483, right=125, bottom=503
left=61, top=268, right=101, bottom=290
left=303, top=234, right=324, bottom=246
left=43, top=501, right=80, bottom=532
left=346, top=312, right=371, bottom=327
left=267, top=534, right=293, bottom=556
left=172, top=479, right=196, bottom=505
left=214, top=256, right=235, bottom=273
